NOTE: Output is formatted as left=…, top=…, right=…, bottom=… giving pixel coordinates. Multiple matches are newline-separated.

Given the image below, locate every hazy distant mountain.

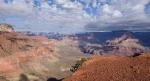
left=66, top=31, right=150, bottom=56
left=104, top=33, right=147, bottom=56
left=23, top=30, right=150, bottom=56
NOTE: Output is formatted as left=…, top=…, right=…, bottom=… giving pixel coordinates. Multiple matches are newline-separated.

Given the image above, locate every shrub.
left=70, top=58, right=87, bottom=72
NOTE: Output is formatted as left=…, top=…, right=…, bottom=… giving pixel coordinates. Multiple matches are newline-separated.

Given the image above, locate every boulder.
left=0, top=23, right=14, bottom=32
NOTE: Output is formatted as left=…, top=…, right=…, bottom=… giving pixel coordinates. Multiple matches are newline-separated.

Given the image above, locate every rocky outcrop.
left=63, top=54, right=150, bottom=81
left=79, top=34, right=148, bottom=56
left=0, top=32, right=51, bottom=57
left=0, top=32, right=55, bottom=80
left=105, top=34, right=147, bottom=56
left=0, top=24, right=14, bottom=32
left=0, top=31, right=87, bottom=81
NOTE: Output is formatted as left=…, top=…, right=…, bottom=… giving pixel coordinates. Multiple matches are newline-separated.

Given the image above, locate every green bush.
left=70, top=58, right=87, bottom=72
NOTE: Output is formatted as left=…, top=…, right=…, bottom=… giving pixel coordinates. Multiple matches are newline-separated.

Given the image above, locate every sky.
left=0, top=0, right=150, bottom=33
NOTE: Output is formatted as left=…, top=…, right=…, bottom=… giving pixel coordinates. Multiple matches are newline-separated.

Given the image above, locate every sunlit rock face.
left=0, top=26, right=87, bottom=81
left=0, top=24, right=14, bottom=32
left=0, top=31, right=56, bottom=81
left=73, top=31, right=150, bottom=56
left=105, top=34, right=147, bottom=56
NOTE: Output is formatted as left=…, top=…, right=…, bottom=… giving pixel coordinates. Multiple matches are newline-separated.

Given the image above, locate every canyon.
left=0, top=24, right=150, bottom=81
left=0, top=31, right=87, bottom=81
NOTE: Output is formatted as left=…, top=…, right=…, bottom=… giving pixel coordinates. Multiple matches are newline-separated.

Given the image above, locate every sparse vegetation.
left=70, top=58, right=87, bottom=72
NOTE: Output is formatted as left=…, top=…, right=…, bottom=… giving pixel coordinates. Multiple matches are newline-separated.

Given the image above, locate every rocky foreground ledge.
left=63, top=54, right=150, bottom=81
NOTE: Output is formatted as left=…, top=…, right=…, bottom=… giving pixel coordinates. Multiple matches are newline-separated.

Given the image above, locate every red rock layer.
left=63, top=54, right=150, bottom=81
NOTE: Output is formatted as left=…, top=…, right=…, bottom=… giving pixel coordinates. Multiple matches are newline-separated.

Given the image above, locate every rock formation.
left=0, top=31, right=87, bottom=81
left=105, top=34, right=147, bottom=56
left=63, top=54, right=150, bottom=81
left=0, top=24, right=14, bottom=32
left=78, top=33, right=148, bottom=56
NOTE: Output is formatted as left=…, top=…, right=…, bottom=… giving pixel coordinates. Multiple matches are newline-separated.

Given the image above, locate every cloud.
left=0, top=0, right=91, bottom=33
left=0, top=0, right=150, bottom=33
left=85, top=0, right=150, bottom=32
left=100, top=4, right=123, bottom=18
left=85, top=19, right=150, bottom=32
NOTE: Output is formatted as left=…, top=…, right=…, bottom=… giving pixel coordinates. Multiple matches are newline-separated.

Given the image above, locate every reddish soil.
left=63, top=54, right=150, bottom=81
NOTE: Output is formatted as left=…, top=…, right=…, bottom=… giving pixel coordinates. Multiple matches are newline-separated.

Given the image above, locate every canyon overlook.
left=0, top=0, right=150, bottom=81
left=0, top=24, right=150, bottom=81
left=0, top=25, right=86, bottom=81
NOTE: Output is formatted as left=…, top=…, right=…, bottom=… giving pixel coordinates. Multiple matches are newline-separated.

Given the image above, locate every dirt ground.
left=63, top=54, right=150, bottom=81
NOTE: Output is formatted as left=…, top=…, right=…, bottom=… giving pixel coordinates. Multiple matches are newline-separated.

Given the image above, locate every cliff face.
left=78, top=33, right=149, bottom=56
left=0, top=31, right=87, bottom=81
left=0, top=32, right=55, bottom=81
left=0, top=32, right=51, bottom=57
left=0, top=24, right=14, bottom=32
left=63, top=54, right=150, bottom=81
left=104, top=34, right=147, bottom=56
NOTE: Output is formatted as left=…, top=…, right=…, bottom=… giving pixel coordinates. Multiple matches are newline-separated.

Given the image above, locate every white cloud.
left=102, top=4, right=112, bottom=14
left=112, top=10, right=123, bottom=18
left=0, top=0, right=150, bottom=33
